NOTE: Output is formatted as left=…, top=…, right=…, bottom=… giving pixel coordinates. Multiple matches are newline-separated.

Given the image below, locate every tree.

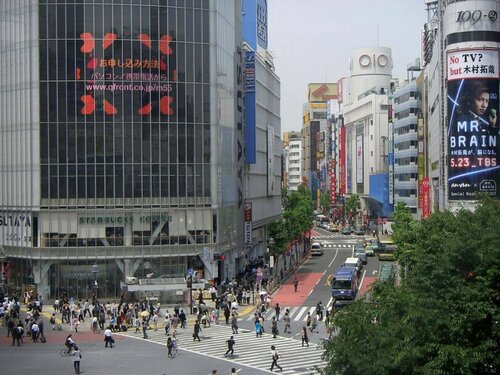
left=321, top=197, right=500, bottom=375
left=391, top=201, right=418, bottom=270
left=268, top=186, right=314, bottom=260
left=345, top=194, right=360, bottom=225
left=320, top=190, right=332, bottom=215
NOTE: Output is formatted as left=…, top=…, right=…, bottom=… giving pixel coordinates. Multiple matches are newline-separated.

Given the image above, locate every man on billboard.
left=448, top=79, right=499, bottom=199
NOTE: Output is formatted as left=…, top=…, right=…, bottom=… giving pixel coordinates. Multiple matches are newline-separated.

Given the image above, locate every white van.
left=311, top=242, right=324, bottom=256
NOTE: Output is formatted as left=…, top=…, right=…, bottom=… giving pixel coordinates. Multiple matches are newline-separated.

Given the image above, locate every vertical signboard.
left=244, top=202, right=252, bottom=245
left=388, top=118, right=394, bottom=204
left=356, top=135, right=363, bottom=183
left=267, top=125, right=276, bottom=195
left=256, top=0, right=268, bottom=49
left=244, top=49, right=256, bottom=164
left=422, top=177, right=431, bottom=219
left=339, top=126, right=346, bottom=195
left=330, top=160, right=337, bottom=205
left=447, top=49, right=500, bottom=200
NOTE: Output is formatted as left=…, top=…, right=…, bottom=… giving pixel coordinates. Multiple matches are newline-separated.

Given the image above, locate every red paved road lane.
left=358, top=276, right=378, bottom=297
left=270, top=272, right=324, bottom=307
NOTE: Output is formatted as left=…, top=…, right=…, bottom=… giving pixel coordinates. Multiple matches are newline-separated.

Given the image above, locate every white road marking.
left=328, top=248, right=339, bottom=268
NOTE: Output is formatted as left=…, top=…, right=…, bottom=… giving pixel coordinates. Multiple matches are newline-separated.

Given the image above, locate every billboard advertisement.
left=339, top=126, right=346, bottom=195
left=447, top=49, right=500, bottom=200
left=356, top=135, right=363, bottom=184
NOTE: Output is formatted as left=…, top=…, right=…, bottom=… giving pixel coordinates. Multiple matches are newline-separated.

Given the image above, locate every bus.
left=377, top=239, right=397, bottom=261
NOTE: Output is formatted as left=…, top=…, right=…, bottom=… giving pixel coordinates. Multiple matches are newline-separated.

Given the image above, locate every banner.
left=447, top=77, right=499, bottom=199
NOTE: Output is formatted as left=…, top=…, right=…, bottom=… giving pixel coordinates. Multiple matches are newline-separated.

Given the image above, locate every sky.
left=267, top=0, right=428, bottom=133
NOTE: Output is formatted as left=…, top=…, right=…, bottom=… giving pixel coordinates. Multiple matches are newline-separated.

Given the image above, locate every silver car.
left=354, top=245, right=368, bottom=265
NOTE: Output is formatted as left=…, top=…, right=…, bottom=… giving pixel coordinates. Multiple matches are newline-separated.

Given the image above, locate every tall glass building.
left=0, top=0, right=258, bottom=300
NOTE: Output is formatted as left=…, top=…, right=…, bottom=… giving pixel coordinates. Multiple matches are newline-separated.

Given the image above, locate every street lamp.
left=91, top=264, right=99, bottom=304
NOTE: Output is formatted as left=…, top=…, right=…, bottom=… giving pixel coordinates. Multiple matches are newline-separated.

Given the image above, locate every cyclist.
left=65, top=334, right=76, bottom=353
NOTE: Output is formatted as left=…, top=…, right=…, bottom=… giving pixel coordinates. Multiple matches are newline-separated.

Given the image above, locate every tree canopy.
left=321, top=197, right=500, bottom=375
left=268, top=186, right=314, bottom=256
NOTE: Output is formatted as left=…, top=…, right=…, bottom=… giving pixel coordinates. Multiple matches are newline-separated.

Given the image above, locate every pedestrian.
left=210, top=370, right=217, bottom=375
left=72, top=317, right=80, bottom=333
left=31, top=321, right=40, bottom=342
left=301, top=326, right=309, bottom=347
left=142, top=318, right=149, bottom=339
left=270, top=317, right=278, bottom=338
left=72, top=346, right=82, bottom=374
left=224, top=335, right=235, bottom=357
left=270, top=345, right=283, bottom=372
left=179, top=309, right=187, bottom=329
left=231, top=313, right=238, bottom=334
left=171, top=332, right=178, bottom=356
left=104, top=327, right=114, bottom=348
left=152, top=312, right=159, bottom=331
left=306, top=312, right=312, bottom=330
left=229, top=368, right=237, bottom=375
left=167, top=337, right=174, bottom=358
left=11, top=324, right=23, bottom=346
left=255, top=319, right=262, bottom=337
left=163, top=315, right=171, bottom=335
left=274, top=303, right=281, bottom=321
left=92, top=316, right=99, bottom=334
left=310, top=313, right=318, bottom=333
left=316, top=301, right=324, bottom=321
left=293, top=277, right=299, bottom=292
left=193, top=320, right=202, bottom=341
left=283, top=312, right=291, bottom=334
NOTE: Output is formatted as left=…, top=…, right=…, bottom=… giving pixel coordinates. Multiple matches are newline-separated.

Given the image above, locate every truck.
left=331, top=267, right=358, bottom=304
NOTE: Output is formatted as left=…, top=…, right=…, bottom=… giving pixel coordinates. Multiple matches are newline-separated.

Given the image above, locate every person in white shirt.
left=104, top=328, right=113, bottom=348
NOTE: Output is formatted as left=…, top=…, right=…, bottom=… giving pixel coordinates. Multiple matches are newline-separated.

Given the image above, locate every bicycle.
left=60, top=347, right=74, bottom=357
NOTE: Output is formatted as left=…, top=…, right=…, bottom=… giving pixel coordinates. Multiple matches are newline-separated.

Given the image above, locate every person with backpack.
left=270, top=345, right=283, bottom=372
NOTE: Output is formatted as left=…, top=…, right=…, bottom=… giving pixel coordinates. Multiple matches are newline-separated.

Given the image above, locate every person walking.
left=229, top=368, right=237, bottom=374
left=224, top=335, right=235, bottom=357
left=167, top=337, right=174, bottom=358
left=270, top=345, right=283, bottom=372
left=293, top=277, right=299, bottom=292
left=301, top=326, right=309, bottom=347
left=283, top=312, right=291, bottom=334
left=270, top=317, right=278, bottom=338
left=306, top=312, right=312, bottom=331
left=163, top=315, right=171, bottom=335
left=171, top=332, right=178, bottom=356
left=255, top=319, right=262, bottom=337
left=72, top=346, right=82, bottom=374
left=142, top=318, right=149, bottom=339
left=104, top=328, right=114, bottom=348
left=316, top=301, right=324, bottom=321
left=274, top=303, right=281, bottom=321
left=231, top=313, right=238, bottom=334
left=193, top=320, right=202, bottom=341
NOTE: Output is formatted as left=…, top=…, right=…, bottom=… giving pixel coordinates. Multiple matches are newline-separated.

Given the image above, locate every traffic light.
left=213, top=254, right=226, bottom=261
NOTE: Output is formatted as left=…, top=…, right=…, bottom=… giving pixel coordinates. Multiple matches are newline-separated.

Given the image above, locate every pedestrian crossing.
left=320, top=243, right=354, bottom=248
left=117, top=322, right=327, bottom=374
left=246, top=301, right=334, bottom=322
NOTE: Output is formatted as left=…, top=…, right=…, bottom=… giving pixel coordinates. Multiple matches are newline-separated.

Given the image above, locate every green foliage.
left=268, top=187, right=314, bottom=256
left=321, top=197, right=500, bottom=375
left=320, top=190, right=332, bottom=215
left=345, top=194, right=360, bottom=222
left=391, top=201, right=418, bottom=269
